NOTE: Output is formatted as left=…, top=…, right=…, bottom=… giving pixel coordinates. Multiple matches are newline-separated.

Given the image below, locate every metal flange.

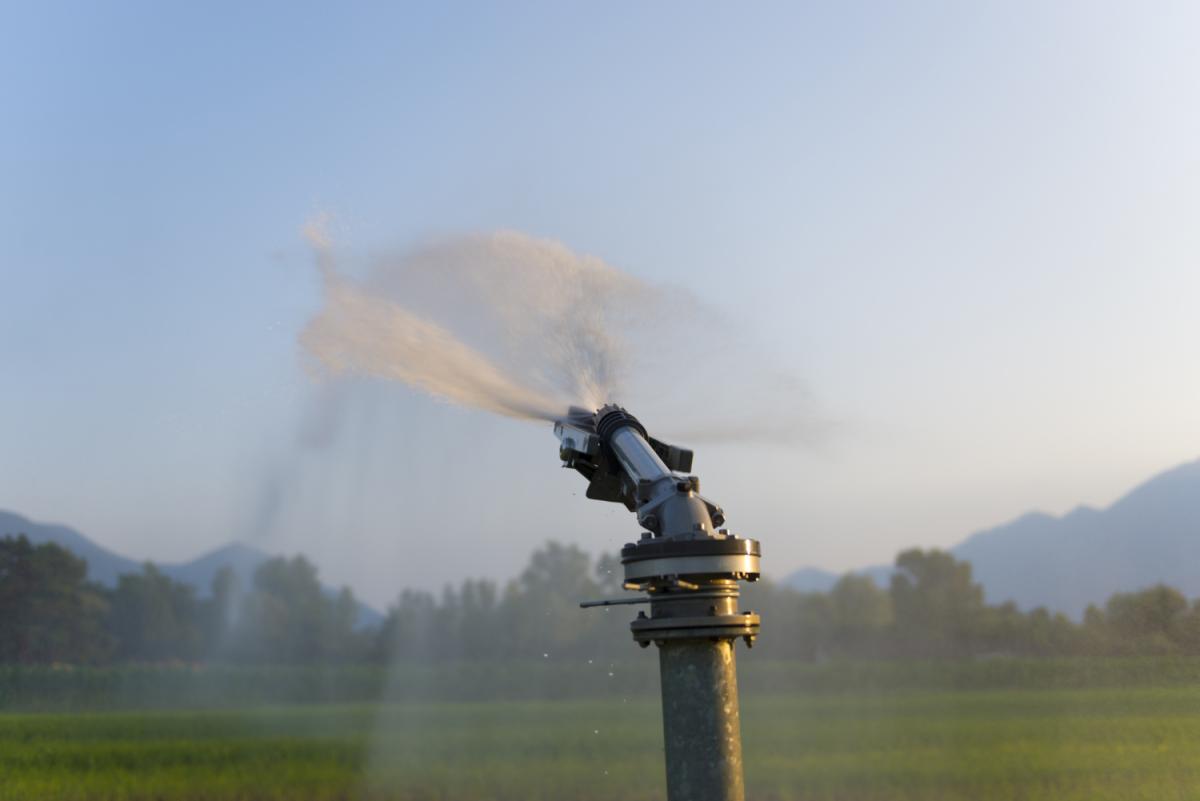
left=620, top=536, right=761, bottom=583
left=625, top=573, right=761, bottom=648
left=632, top=611, right=761, bottom=645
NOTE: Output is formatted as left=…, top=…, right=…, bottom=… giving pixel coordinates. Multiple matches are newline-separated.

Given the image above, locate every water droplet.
left=594, top=729, right=600, bottom=735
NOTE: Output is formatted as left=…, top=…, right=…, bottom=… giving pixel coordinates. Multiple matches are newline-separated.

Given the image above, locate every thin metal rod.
left=578, top=596, right=652, bottom=608
left=584, top=588, right=740, bottom=608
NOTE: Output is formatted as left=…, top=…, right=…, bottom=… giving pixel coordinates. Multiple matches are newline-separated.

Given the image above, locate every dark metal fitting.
left=631, top=612, right=761, bottom=645
left=621, top=537, right=762, bottom=584
left=594, top=405, right=647, bottom=442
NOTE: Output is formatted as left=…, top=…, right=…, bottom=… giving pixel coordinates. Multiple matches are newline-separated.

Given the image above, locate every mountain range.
left=0, top=510, right=383, bottom=627
left=785, top=458, right=1200, bottom=618
left=6, top=456, right=1198, bottom=623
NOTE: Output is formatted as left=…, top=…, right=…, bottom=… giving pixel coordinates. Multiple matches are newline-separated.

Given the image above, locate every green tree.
left=741, top=578, right=819, bottom=660
left=0, top=535, right=112, bottom=664
left=457, top=578, right=500, bottom=660
left=375, top=588, right=437, bottom=662
left=1175, top=600, right=1200, bottom=655
left=792, top=592, right=835, bottom=661
left=201, top=565, right=240, bottom=656
left=230, top=555, right=363, bottom=664
left=501, top=541, right=603, bottom=659
left=1103, top=584, right=1189, bottom=655
left=828, top=574, right=892, bottom=657
left=108, top=563, right=202, bottom=662
left=1021, top=606, right=1083, bottom=657
left=889, top=548, right=985, bottom=658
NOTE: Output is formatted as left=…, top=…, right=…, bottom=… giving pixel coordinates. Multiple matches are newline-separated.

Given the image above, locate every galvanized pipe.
left=608, top=424, right=673, bottom=484
left=639, top=578, right=751, bottom=801
left=658, top=638, right=746, bottom=801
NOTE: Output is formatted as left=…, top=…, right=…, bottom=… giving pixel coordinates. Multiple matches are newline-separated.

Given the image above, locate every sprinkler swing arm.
left=554, top=404, right=762, bottom=801
left=555, top=405, right=731, bottom=537
left=555, top=406, right=720, bottom=535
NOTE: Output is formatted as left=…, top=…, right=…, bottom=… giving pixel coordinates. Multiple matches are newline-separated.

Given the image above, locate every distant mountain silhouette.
left=782, top=567, right=841, bottom=594
left=955, top=459, right=1200, bottom=617
left=785, top=458, right=1200, bottom=618
left=0, top=511, right=142, bottom=586
left=161, top=541, right=272, bottom=594
left=783, top=563, right=894, bottom=595
left=0, top=510, right=382, bottom=627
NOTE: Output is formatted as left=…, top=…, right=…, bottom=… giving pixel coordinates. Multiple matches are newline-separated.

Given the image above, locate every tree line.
left=742, top=549, right=1200, bottom=661
left=2, top=533, right=1198, bottom=666
left=0, top=535, right=361, bottom=665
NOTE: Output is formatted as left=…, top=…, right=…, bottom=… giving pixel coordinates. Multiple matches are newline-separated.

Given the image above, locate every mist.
left=237, top=224, right=822, bottom=606
left=301, top=224, right=655, bottom=422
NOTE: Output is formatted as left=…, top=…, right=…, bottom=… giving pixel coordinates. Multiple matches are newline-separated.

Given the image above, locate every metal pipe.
left=600, top=415, right=720, bottom=538
left=645, top=578, right=749, bottom=801
left=608, top=425, right=672, bottom=483
left=659, top=639, right=745, bottom=801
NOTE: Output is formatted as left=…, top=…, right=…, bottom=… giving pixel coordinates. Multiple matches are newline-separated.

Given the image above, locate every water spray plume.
left=300, top=224, right=647, bottom=421
left=302, top=277, right=565, bottom=421
left=298, top=219, right=823, bottom=448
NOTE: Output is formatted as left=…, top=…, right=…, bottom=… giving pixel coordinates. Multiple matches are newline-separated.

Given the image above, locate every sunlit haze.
left=3, top=2, right=1199, bottom=609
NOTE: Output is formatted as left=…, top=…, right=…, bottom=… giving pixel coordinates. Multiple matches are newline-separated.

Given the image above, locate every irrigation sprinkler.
left=556, top=405, right=761, bottom=801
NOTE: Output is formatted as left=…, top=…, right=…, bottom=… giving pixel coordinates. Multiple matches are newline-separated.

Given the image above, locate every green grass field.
left=4, top=686, right=1200, bottom=800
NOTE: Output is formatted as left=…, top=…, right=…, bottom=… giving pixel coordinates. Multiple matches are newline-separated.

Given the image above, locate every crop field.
left=4, top=686, right=1200, bottom=801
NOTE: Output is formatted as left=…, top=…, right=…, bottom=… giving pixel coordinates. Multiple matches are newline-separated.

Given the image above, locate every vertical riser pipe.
left=658, top=639, right=745, bottom=801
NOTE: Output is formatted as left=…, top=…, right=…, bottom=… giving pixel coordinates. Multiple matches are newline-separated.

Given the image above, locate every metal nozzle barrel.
left=592, top=406, right=717, bottom=539
left=594, top=407, right=673, bottom=486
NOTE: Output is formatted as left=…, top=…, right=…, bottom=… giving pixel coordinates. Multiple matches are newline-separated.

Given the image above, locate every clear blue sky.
left=3, top=2, right=1198, bottom=607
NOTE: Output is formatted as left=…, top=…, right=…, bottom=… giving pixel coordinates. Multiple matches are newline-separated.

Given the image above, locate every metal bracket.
left=623, top=576, right=700, bottom=593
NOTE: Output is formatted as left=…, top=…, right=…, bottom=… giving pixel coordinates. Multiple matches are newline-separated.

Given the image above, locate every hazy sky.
left=3, top=2, right=1199, bottom=608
